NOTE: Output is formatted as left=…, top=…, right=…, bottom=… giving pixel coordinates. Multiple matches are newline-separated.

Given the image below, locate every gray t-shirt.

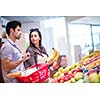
left=1, top=39, right=25, bottom=83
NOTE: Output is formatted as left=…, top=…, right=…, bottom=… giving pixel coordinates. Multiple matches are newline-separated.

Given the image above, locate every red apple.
left=75, top=68, right=82, bottom=72
left=68, top=74, right=74, bottom=80
left=72, top=70, right=77, bottom=75
left=64, top=76, right=70, bottom=81
left=51, top=79, right=56, bottom=83
left=60, top=75, right=65, bottom=80
left=60, top=79, right=64, bottom=83
left=54, top=78, right=59, bottom=83
left=64, top=72, right=68, bottom=76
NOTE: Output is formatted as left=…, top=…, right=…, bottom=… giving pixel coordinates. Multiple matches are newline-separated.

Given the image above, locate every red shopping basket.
left=16, top=63, right=49, bottom=83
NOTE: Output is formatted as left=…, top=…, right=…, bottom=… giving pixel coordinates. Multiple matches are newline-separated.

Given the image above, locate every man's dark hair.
left=6, top=20, right=22, bottom=36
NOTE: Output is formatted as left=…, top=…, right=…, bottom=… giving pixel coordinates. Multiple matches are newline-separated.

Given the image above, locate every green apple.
left=75, top=66, right=80, bottom=69
left=68, top=71, right=72, bottom=74
left=58, top=71, right=62, bottom=75
left=70, top=78, right=76, bottom=83
left=76, top=79, right=84, bottom=83
left=54, top=72, right=59, bottom=78
left=88, top=72, right=100, bottom=83
left=74, top=72, right=84, bottom=81
left=58, top=67, right=64, bottom=72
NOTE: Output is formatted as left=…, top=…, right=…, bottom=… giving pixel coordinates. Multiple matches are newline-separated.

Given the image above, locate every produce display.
left=87, top=68, right=100, bottom=83
left=50, top=50, right=100, bottom=83
left=81, top=50, right=100, bottom=69
left=81, top=50, right=100, bottom=83
left=51, top=63, right=84, bottom=83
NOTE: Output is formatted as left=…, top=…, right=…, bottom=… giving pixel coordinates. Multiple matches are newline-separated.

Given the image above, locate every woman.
left=24, top=28, right=49, bottom=69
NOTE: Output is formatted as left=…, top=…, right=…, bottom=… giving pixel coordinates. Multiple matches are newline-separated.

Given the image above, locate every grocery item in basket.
left=22, top=67, right=37, bottom=76
left=6, top=71, right=21, bottom=78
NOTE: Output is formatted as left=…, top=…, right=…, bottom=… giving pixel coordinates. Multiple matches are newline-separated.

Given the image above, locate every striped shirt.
left=1, top=38, right=25, bottom=83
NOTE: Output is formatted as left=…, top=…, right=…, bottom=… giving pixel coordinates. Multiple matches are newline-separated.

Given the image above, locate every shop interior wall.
left=0, top=16, right=88, bottom=66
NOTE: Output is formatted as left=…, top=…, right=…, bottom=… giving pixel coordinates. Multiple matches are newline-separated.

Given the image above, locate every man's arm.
left=1, top=53, right=30, bottom=72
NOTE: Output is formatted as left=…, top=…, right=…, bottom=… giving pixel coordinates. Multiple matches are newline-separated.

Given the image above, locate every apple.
left=64, top=67, right=70, bottom=72
left=70, top=78, right=76, bottom=83
left=68, top=71, right=72, bottom=74
left=76, top=79, right=84, bottom=83
left=64, top=72, right=68, bottom=76
left=76, top=68, right=82, bottom=72
left=53, top=73, right=57, bottom=77
left=57, top=71, right=62, bottom=75
left=58, top=67, right=64, bottom=72
left=72, top=68, right=82, bottom=75
left=60, top=79, right=64, bottom=83
left=60, top=75, right=65, bottom=80
left=53, top=72, right=59, bottom=78
left=70, top=65, right=76, bottom=69
left=87, top=72, right=100, bottom=83
left=68, top=74, right=74, bottom=79
left=54, top=78, right=59, bottom=83
left=75, top=66, right=81, bottom=69
left=74, top=72, right=84, bottom=81
left=64, top=76, right=70, bottom=81
left=51, top=79, right=56, bottom=83
left=72, top=70, right=77, bottom=75
left=49, top=78, right=54, bottom=83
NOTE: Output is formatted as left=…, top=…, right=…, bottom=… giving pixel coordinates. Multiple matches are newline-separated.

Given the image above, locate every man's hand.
left=22, top=52, right=30, bottom=62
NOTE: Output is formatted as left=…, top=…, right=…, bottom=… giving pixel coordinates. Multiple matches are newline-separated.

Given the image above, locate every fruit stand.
left=49, top=50, right=100, bottom=83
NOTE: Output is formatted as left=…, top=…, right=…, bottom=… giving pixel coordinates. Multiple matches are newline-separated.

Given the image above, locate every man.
left=1, top=20, right=30, bottom=83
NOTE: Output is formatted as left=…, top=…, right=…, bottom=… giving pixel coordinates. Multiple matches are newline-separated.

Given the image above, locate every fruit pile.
left=49, top=50, right=100, bottom=83
left=84, top=65, right=100, bottom=83
left=81, top=50, right=100, bottom=70
left=51, top=63, right=84, bottom=83
left=80, top=50, right=100, bottom=83
left=48, top=50, right=100, bottom=83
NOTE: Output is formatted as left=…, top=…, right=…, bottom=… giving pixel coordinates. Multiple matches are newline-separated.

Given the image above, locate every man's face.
left=13, top=25, right=22, bottom=40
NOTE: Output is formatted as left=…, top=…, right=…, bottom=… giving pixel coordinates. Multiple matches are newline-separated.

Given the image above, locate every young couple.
left=1, top=20, right=48, bottom=83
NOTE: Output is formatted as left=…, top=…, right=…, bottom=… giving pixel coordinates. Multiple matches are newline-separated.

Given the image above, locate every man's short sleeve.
left=1, top=46, right=13, bottom=61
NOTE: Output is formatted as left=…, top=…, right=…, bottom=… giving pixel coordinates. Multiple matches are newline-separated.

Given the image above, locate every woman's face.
left=31, top=31, right=40, bottom=46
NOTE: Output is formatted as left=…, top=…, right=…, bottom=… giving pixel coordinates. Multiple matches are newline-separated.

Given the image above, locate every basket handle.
left=34, top=54, right=38, bottom=69
left=30, top=47, right=38, bottom=70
